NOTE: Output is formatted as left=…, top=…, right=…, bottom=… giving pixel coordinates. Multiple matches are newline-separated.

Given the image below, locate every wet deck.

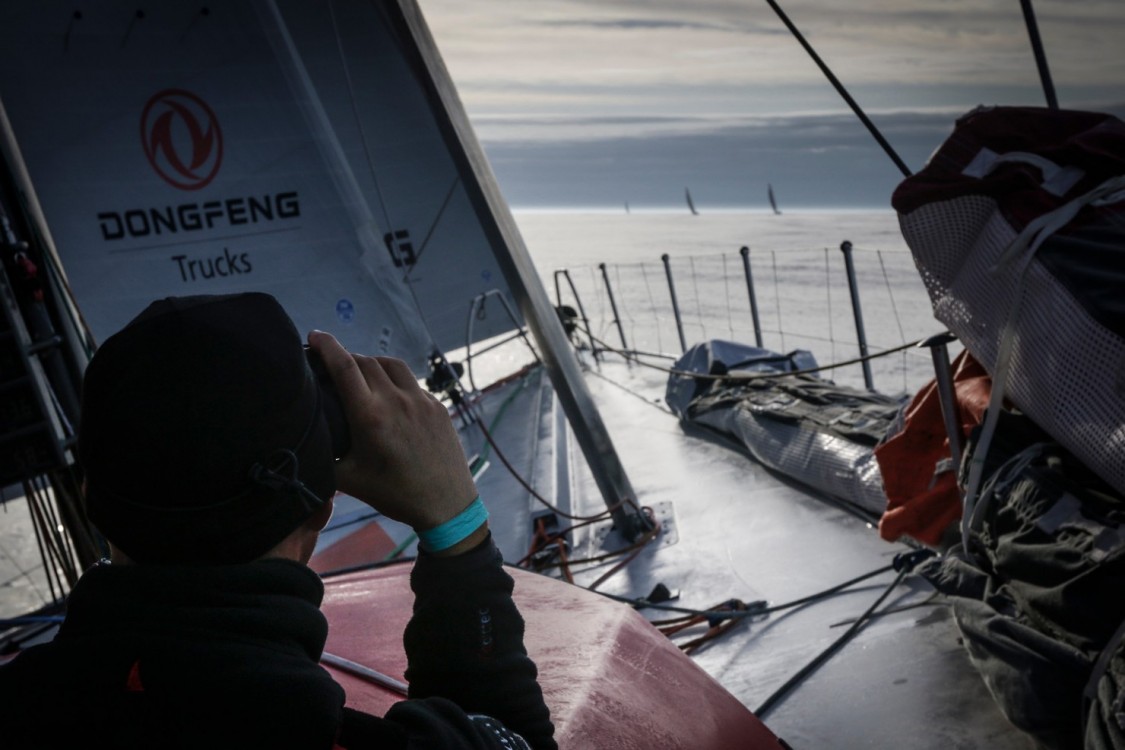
left=424, top=353, right=1033, bottom=748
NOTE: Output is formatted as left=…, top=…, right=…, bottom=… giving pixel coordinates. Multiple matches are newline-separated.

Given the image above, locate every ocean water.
left=511, top=209, right=945, bottom=395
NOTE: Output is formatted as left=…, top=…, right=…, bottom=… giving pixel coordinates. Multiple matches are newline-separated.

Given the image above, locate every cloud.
left=475, top=103, right=1125, bottom=209
left=413, top=0, right=1125, bottom=207
left=539, top=18, right=742, bottom=33
left=423, top=0, right=1125, bottom=116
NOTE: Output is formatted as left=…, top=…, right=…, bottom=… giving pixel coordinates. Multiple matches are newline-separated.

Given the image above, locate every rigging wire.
left=585, top=367, right=676, bottom=416
left=771, top=251, right=785, bottom=351
left=584, top=511, right=660, bottom=590
left=639, top=262, right=664, bottom=354
left=519, top=510, right=662, bottom=586
left=828, top=591, right=941, bottom=628
left=405, top=176, right=461, bottom=272
left=753, top=567, right=910, bottom=718
left=22, top=476, right=80, bottom=600
left=588, top=265, right=613, bottom=346
left=457, top=376, right=624, bottom=523
left=876, top=251, right=910, bottom=392
left=328, top=0, right=394, bottom=233
left=762, top=0, right=913, bottom=178
left=596, top=562, right=896, bottom=619
left=824, top=248, right=837, bottom=364
left=327, top=0, right=459, bottom=367
left=26, top=492, right=60, bottom=604
left=38, top=479, right=78, bottom=583
left=689, top=256, right=706, bottom=343
left=722, top=253, right=735, bottom=340
left=463, top=291, right=541, bottom=393
left=1019, top=0, right=1059, bottom=110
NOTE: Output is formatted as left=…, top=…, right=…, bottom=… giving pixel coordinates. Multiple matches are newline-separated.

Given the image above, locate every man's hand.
left=308, top=331, right=478, bottom=533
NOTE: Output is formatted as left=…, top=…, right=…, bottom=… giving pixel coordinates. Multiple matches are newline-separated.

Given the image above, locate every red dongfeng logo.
left=140, top=89, right=223, bottom=190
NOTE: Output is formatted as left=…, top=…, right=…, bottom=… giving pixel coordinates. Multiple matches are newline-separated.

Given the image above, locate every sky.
left=419, top=0, right=1125, bottom=209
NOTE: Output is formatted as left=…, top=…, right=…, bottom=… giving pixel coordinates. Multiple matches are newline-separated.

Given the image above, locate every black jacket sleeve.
left=395, top=535, right=557, bottom=750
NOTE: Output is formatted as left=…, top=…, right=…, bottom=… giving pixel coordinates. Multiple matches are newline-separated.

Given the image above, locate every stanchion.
left=839, top=241, right=874, bottom=390
left=738, top=246, right=763, bottom=348
left=661, top=253, right=687, bottom=353
left=598, top=263, right=629, bottom=351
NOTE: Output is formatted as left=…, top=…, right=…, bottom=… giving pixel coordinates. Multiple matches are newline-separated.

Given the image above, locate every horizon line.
left=509, top=205, right=897, bottom=214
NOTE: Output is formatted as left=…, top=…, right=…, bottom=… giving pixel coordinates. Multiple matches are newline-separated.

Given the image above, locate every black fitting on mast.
left=763, top=0, right=913, bottom=179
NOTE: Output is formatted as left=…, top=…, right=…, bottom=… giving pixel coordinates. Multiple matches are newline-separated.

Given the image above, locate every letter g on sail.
left=140, top=89, right=223, bottom=191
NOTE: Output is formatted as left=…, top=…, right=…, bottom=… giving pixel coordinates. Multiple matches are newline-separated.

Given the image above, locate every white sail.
left=0, top=0, right=641, bottom=526
left=0, top=1, right=523, bottom=371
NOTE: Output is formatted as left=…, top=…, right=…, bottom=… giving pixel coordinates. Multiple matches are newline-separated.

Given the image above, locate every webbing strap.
left=960, top=174, right=1125, bottom=556
left=1082, top=615, right=1125, bottom=737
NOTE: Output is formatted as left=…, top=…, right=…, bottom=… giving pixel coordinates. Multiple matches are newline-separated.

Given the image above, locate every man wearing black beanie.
left=0, top=293, right=556, bottom=749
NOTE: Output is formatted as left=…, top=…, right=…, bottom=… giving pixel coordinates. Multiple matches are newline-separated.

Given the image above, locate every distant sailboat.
left=768, top=183, right=782, bottom=215
left=685, top=187, right=699, bottom=216
left=625, top=201, right=631, bottom=214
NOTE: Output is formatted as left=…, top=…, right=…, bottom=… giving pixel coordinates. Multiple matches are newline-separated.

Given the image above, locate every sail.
left=768, top=184, right=781, bottom=215
left=685, top=187, right=698, bottom=215
left=0, top=0, right=643, bottom=523
left=0, top=1, right=523, bottom=372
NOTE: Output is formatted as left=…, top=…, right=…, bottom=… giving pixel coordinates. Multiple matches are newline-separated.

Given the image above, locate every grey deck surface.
left=465, top=354, right=1033, bottom=749
left=0, top=493, right=54, bottom=620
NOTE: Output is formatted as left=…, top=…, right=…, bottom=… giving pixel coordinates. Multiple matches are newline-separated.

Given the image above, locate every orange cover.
left=876, top=350, right=991, bottom=546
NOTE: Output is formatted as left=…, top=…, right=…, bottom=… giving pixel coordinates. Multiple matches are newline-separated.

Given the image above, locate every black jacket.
left=0, top=537, right=556, bottom=749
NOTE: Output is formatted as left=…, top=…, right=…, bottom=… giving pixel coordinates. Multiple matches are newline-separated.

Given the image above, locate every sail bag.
left=891, top=106, right=1125, bottom=498
left=666, top=340, right=898, bottom=516
left=920, top=413, right=1125, bottom=750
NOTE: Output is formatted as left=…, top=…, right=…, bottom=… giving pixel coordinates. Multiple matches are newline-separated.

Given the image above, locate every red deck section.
left=309, top=521, right=399, bottom=575
left=321, top=564, right=786, bottom=749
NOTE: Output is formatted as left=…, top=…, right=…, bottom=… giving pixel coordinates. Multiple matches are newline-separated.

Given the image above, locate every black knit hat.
left=80, top=293, right=335, bottom=564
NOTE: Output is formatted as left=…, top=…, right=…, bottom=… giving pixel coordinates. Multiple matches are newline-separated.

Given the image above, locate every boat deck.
left=403, top=351, right=1036, bottom=748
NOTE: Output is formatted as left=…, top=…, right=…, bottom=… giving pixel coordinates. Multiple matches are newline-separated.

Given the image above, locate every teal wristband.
left=417, top=497, right=488, bottom=553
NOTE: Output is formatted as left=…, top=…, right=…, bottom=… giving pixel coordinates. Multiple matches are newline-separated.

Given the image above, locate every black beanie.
left=80, top=293, right=335, bottom=564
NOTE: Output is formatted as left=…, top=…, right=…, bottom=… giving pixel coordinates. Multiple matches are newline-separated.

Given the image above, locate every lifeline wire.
left=586, top=330, right=925, bottom=381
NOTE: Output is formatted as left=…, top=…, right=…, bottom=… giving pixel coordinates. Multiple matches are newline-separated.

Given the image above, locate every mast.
left=395, top=0, right=651, bottom=538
